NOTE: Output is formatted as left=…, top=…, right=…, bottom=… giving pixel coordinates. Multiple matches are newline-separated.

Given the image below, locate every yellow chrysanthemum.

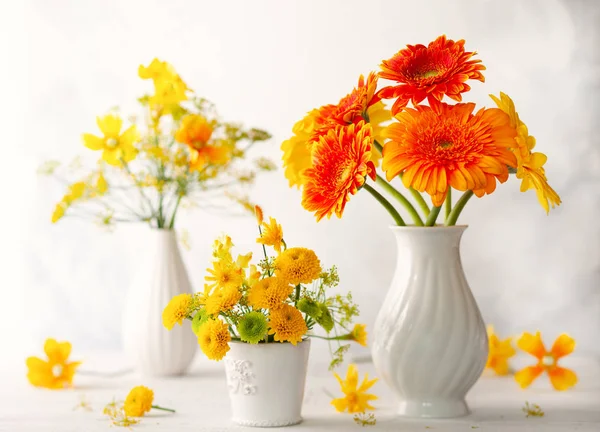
left=485, top=325, right=516, bottom=376
left=331, top=364, right=378, bottom=413
left=256, top=217, right=284, bottom=253
left=490, top=92, right=561, bottom=213
left=205, top=286, right=242, bottom=316
left=197, top=318, right=231, bottom=361
left=275, top=247, right=322, bottom=285
left=205, top=260, right=244, bottom=291
left=82, top=115, right=139, bottom=166
left=247, top=277, right=294, bottom=310
left=124, top=386, right=154, bottom=417
left=268, top=304, right=307, bottom=345
left=162, top=293, right=192, bottom=330
left=26, top=339, right=81, bottom=389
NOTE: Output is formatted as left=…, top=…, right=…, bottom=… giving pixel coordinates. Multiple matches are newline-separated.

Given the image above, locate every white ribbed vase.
left=122, top=229, right=196, bottom=376
left=371, top=226, right=488, bottom=418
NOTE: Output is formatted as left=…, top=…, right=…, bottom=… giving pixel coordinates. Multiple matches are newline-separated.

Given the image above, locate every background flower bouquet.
left=162, top=207, right=366, bottom=426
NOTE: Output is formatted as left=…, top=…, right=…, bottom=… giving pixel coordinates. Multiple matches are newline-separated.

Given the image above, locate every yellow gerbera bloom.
left=274, top=247, right=322, bottom=285
left=256, top=217, right=284, bottom=253
left=197, top=318, right=231, bottom=361
left=204, top=286, right=242, bottom=316
left=82, top=114, right=139, bottom=166
left=162, top=293, right=192, bottom=330
left=26, top=339, right=81, bottom=389
left=247, top=277, right=294, bottom=310
left=268, top=304, right=307, bottom=345
left=124, top=386, right=154, bottom=417
left=490, top=92, right=561, bottom=213
left=205, top=260, right=244, bottom=291
left=485, top=325, right=516, bottom=376
left=331, top=364, right=378, bottom=413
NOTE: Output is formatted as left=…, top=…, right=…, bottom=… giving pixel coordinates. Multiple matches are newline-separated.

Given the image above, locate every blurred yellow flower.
left=275, top=247, right=322, bottom=285
left=490, top=92, right=561, bottom=213
left=26, top=338, right=81, bottom=389
left=51, top=202, right=67, bottom=223
left=197, top=318, right=231, bottom=360
left=175, top=115, right=213, bottom=149
left=124, top=385, right=154, bottom=417
left=82, top=115, right=139, bottom=166
left=162, top=293, right=192, bottom=330
left=257, top=217, right=284, bottom=253
left=281, top=109, right=322, bottom=188
left=254, top=205, right=264, bottom=225
left=139, top=58, right=189, bottom=109
left=350, top=324, right=368, bottom=347
left=96, top=172, right=108, bottom=195
left=515, top=332, right=577, bottom=390
left=268, top=304, right=307, bottom=345
left=331, top=364, right=378, bottom=413
left=213, top=235, right=234, bottom=261
left=64, top=182, right=86, bottom=204
left=485, top=325, right=516, bottom=375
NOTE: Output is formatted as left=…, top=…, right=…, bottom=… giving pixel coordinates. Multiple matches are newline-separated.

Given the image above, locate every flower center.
left=52, top=364, right=63, bottom=377
left=416, top=69, right=440, bottom=79
left=347, top=392, right=358, bottom=405
left=438, top=140, right=453, bottom=149
left=541, top=355, right=555, bottom=367
left=105, top=138, right=118, bottom=148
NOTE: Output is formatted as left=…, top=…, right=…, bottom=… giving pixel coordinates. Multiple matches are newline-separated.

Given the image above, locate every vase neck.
left=390, top=226, right=466, bottom=255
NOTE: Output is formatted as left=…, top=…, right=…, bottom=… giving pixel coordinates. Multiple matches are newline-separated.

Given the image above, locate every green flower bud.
left=297, top=297, right=322, bottom=320
left=238, top=311, right=268, bottom=344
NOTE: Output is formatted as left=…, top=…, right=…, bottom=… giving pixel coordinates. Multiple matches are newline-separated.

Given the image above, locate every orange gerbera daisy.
left=378, top=35, right=486, bottom=115
left=302, top=121, right=376, bottom=221
left=515, top=332, right=577, bottom=391
left=382, top=102, right=517, bottom=206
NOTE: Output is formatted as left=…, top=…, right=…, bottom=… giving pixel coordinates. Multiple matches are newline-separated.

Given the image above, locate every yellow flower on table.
left=124, top=385, right=154, bottom=417
left=82, top=114, right=139, bottom=166
left=331, top=364, right=378, bottom=413
left=485, top=325, right=516, bottom=375
left=515, top=332, right=577, bottom=390
left=26, top=338, right=81, bottom=389
left=256, top=217, right=284, bottom=253
left=274, top=247, right=322, bottom=285
left=162, top=293, right=192, bottom=330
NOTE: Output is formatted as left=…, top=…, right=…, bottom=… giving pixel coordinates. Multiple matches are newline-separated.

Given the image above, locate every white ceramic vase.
left=224, top=340, right=311, bottom=427
left=371, top=226, right=488, bottom=418
left=122, top=229, right=196, bottom=376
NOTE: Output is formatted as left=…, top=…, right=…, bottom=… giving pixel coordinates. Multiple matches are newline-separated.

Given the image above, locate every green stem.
left=409, top=187, right=430, bottom=218
left=445, top=188, right=452, bottom=222
left=425, top=205, right=442, bottom=227
left=363, top=183, right=405, bottom=226
left=151, top=405, right=175, bottom=413
left=373, top=140, right=383, bottom=154
left=294, top=284, right=301, bottom=306
left=375, top=175, right=423, bottom=226
left=445, top=190, right=473, bottom=226
left=168, top=194, right=183, bottom=229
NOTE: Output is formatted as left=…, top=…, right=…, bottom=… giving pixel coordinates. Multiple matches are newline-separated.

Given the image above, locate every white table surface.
left=2, top=352, right=600, bottom=432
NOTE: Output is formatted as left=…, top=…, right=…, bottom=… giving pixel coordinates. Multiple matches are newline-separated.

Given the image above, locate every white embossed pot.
left=371, top=226, right=488, bottom=418
left=122, top=228, right=196, bottom=376
left=224, top=339, right=311, bottom=427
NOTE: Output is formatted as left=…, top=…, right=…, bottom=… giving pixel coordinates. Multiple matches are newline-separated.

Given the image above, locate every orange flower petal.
left=548, top=366, right=577, bottom=391
left=514, top=365, right=544, bottom=388
left=551, top=334, right=575, bottom=359
left=517, top=331, right=546, bottom=360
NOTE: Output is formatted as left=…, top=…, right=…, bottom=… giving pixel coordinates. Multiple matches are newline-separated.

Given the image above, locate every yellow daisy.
left=331, top=364, right=378, bottom=413
left=205, top=260, right=244, bottom=291
left=82, top=114, right=139, bottom=166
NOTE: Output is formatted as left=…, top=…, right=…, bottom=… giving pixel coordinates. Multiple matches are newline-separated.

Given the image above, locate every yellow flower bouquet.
left=162, top=207, right=366, bottom=426
left=43, top=58, right=273, bottom=229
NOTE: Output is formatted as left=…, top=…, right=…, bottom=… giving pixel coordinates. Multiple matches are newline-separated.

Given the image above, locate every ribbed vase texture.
left=122, top=229, right=196, bottom=376
left=371, top=226, right=488, bottom=418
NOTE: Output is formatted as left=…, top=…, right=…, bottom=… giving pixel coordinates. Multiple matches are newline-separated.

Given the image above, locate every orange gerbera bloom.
left=175, top=114, right=214, bottom=150
left=378, top=35, right=486, bottom=115
left=515, top=332, right=577, bottom=391
left=302, top=121, right=376, bottom=221
left=382, top=102, right=517, bottom=206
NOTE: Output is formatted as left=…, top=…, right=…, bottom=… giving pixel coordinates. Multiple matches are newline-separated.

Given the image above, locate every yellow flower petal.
left=96, top=115, right=122, bottom=138
left=44, top=339, right=71, bottom=364
left=514, top=365, right=544, bottom=388
left=82, top=133, right=103, bottom=150
left=517, top=331, right=546, bottom=360
left=548, top=366, right=577, bottom=391
left=551, top=334, right=575, bottom=359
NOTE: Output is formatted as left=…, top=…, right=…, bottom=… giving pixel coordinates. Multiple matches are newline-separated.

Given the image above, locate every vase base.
left=397, top=399, right=469, bottom=418
left=232, top=417, right=302, bottom=428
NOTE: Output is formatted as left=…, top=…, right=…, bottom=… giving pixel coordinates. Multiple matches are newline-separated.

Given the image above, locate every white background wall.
left=3, top=0, right=599, bottom=361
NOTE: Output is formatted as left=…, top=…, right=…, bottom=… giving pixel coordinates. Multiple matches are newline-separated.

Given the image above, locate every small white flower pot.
left=224, top=339, right=311, bottom=427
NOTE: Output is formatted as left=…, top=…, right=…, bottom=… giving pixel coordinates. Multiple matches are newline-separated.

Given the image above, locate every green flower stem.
left=398, top=173, right=431, bottom=218
left=294, top=284, right=301, bottom=306
left=375, top=175, right=423, bottom=226
left=425, top=205, right=442, bottom=227
left=151, top=405, right=175, bottom=413
left=373, top=140, right=384, bottom=154
left=363, top=183, right=405, bottom=226
left=445, top=188, right=452, bottom=222
left=445, top=190, right=473, bottom=226
left=168, top=194, right=183, bottom=229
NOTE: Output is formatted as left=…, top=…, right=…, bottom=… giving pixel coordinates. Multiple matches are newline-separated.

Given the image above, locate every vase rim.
left=389, top=225, right=468, bottom=231
left=228, top=338, right=311, bottom=347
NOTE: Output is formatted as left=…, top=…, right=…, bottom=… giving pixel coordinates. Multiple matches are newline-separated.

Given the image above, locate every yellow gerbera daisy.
left=247, top=277, right=294, bottom=310
left=268, top=304, right=307, bottom=345
left=331, top=364, right=378, bottom=413
left=197, top=318, right=231, bottom=361
left=490, top=92, right=561, bottom=213
left=256, top=217, right=284, bottom=253
left=82, top=114, right=139, bottom=166
left=124, top=386, right=154, bottom=417
left=275, top=247, right=322, bottom=285
left=162, top=293, right=192, bottom=330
